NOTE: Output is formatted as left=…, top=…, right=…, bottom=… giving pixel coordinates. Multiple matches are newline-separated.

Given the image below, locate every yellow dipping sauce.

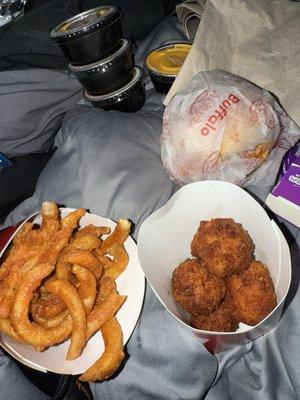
left=145, top=43, right=191, bottom=76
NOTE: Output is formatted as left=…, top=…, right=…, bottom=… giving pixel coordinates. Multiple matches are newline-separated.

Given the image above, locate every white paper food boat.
left=137, top=181, right=291, bottom=353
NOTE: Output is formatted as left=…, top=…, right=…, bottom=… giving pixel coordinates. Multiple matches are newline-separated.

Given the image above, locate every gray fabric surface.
left=0, top=69, right=82, bottom=156
left=6, top=96, right=174, bottom=228
left=1, top=14, right=300, bottom=400
left=0, top=351, right=50, bottom=400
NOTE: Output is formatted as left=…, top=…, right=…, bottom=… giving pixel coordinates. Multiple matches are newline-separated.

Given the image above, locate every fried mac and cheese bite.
left=226, top=260, right=277, bottom=326
left=190, top=301, right=238, bottom=332
left=191, top=218, right=254, bottom=278
left=171, top=259, right=225, bottom=315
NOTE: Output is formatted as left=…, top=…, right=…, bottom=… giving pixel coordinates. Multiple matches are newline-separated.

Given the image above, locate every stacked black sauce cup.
left=50, top=5, right=146, bottom=112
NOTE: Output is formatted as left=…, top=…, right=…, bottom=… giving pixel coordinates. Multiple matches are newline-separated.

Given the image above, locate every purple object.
left=273, top=163, right=300, bottom=206
left=280, top=143, right=300, bottom=178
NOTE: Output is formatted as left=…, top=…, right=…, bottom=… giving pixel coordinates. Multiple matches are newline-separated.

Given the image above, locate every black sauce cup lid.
left=50, top=5, right=120, bottom=44
left=84, top=66, right=144, bottom=107
left=67, top=39, right=132, bottom=78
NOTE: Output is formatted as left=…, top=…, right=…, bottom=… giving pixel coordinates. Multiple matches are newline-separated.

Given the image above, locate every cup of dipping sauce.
left=145, top=42, right=192, bottom=94
left=84, top=66, right=145, bottom=113
left=67, top=39, right=134, bottom=96
left=50, top=5, right=122, bottom=65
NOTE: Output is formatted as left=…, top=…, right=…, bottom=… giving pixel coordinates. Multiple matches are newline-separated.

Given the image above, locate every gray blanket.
left=1, top=16, right=299, bottom=400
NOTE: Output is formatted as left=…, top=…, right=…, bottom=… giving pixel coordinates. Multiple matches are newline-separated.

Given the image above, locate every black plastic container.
left=147, top=73, right=176, bottom=94
left=67, top=39, right=134, bottom=96
left=84, top=66, right=145, bottom=112
left=50, top=6, right=122, bottom=65
left=145, top=42, right=192, bottom=94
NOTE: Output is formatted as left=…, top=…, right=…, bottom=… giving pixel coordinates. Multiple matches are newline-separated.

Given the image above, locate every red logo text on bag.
left=200, top=93, right=240, bottom=136
left=249, top=99, right=276, bottom=129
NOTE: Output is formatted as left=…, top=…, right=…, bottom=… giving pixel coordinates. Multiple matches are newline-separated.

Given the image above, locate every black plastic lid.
left=50, top=6, right=120, bottom=44
left=67, top=39, right=132, bottom=78
left=84, top=66, right=144, bottom=107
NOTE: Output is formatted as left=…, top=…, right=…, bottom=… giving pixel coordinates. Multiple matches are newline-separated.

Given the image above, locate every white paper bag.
left=165, top=0, right=300, bottom=128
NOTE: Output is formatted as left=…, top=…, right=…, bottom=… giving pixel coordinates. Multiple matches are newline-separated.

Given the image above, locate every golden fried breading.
left=190, top=301, right=238, bottom=332
left=31, top=292, right=66, bottom=321
left=226, top=260, right=277, bottom=326
left=0, top=206, right=82, bottom=319
left=191, top=218, right=254, bottom=278
left=74, top=224, right=111, bottom=239
left=171, top=259, right=225, bottom=314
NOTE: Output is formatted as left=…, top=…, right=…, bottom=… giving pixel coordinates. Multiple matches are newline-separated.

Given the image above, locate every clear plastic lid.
left=50, top=5, right=119, bottom=40
left=145, top=42, right=192, bottom=77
